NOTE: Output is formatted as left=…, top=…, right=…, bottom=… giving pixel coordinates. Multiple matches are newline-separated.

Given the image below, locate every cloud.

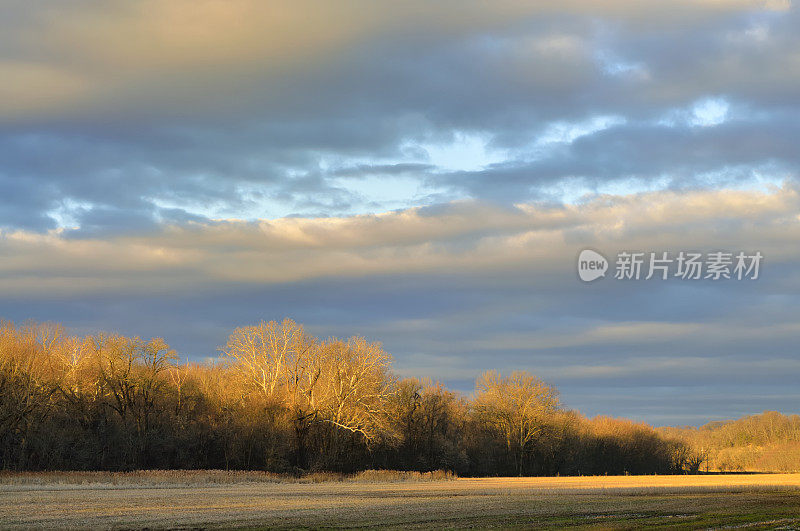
left=0, top=184, right=796, bottom=295
left=0, top=183, right=795, bottom=424
left=2, top=0, right=800, bottom=425
left=1, top=0, right=799, bottom=234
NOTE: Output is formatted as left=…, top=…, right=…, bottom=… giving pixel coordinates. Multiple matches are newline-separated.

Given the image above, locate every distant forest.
left=1, top=319, right=797, bottom=475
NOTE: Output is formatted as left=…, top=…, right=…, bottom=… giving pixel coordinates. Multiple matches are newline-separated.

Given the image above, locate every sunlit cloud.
left=1, top=183, right=797, bottom=295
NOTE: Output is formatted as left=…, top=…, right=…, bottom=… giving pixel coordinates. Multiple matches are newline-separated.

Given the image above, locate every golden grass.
left=0, top=468, right=455, bottom=487
left=1, top=473, right=800, bottom=528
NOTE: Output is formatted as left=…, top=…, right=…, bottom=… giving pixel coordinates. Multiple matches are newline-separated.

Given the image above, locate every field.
left=2, top=472, right=800, bottom=529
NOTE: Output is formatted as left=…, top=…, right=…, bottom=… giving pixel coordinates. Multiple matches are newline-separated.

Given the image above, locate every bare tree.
left=473, top=370, right=558, bottom=476
left=313, top=337, right=396, bottom=442
left=221, top=319, right=315, bottom=399
left=221, top=319, right=317, bottom=467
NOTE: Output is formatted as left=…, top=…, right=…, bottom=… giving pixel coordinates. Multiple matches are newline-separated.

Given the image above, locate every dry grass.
left=1, top=472, right=800, bottom=529
left=0, top=468, right=455, bottom=488
left=351, top=469, right=456, bottom=482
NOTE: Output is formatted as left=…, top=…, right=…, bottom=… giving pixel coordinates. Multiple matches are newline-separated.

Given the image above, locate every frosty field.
left=2, top=472, right=800, bottom=529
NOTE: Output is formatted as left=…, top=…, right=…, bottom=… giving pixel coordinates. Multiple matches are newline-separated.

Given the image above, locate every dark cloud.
left=433, top=114, right=800, bottom=200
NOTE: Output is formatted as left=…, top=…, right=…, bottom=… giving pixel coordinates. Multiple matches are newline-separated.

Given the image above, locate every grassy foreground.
left=1, top=472, right=800, bottom=529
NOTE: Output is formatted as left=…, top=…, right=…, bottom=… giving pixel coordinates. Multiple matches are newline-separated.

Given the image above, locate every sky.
left=1, top=0, right=799, bottom=425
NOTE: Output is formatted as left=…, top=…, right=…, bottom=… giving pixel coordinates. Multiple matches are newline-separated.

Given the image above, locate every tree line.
left=661, top=411, right=800, bottom=473
left=0, top=319, right=713, bottom=475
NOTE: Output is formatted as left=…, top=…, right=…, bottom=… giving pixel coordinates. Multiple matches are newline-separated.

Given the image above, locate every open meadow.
left=2, top=471, right=800, bottom=529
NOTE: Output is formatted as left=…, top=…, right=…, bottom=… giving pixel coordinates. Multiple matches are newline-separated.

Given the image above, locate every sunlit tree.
left=473, top=370, right=558, bottom=475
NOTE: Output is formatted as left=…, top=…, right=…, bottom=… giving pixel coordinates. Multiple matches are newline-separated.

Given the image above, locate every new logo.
left=577, top=249, right=608, bottom=282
